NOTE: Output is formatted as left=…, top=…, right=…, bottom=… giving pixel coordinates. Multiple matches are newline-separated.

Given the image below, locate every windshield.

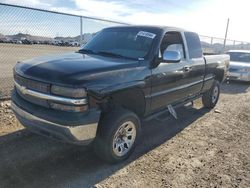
left=227, top=52, right=250, bottom=63
left=79, top=28, right=157, bottom=60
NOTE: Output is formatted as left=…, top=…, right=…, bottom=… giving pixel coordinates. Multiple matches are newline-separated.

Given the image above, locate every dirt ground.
left=0, top=81, right=249, bottom=188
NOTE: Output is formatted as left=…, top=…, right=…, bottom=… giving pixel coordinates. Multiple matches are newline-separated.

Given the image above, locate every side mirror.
left=162, top=50, right=181, bottom=63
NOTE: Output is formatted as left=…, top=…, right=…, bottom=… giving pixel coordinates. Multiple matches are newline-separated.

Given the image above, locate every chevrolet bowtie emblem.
left=20, top=85, right=27, bottom=94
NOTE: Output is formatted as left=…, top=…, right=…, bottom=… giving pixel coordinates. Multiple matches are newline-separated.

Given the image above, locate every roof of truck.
left=106, top=25, right=187, bottom=32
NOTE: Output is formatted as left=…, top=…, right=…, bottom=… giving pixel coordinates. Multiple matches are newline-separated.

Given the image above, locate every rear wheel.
left=94, top=109, right=141, bottom=163
left=202, top=80, right=220, bottom=108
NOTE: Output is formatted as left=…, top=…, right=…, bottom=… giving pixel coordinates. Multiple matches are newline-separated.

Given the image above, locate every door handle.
left=183, top=66, right=191, bottom=72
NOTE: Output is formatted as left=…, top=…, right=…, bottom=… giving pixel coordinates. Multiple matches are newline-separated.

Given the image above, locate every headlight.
left=51, top=85, right=87, bottom=98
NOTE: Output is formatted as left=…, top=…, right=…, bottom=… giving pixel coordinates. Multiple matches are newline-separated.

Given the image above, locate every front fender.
left=87, top=80, right=149, bottom=117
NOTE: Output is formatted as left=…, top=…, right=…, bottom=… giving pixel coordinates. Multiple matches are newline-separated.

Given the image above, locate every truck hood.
left=14, top=52, right=149, bottom=95
left=230, top=61, right=250, bottom=68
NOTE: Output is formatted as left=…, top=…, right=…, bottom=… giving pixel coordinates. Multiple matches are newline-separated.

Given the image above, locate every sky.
left=0, top=0, right=250, bottom=42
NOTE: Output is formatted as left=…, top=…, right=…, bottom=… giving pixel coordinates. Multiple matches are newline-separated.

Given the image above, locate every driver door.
left=150, top=32, right=191, bottom=112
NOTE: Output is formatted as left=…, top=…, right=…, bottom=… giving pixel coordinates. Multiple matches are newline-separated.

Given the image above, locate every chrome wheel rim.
left=212, top=86, right=219, bottom=103
left=112, top=121, right=136, bottom=157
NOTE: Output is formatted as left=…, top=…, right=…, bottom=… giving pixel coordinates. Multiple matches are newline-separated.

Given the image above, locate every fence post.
left=80, top=16, right=83, bottom=45
left=223, top=18, right=230, bottom=49
left=210, top=37, right=213, bottom=45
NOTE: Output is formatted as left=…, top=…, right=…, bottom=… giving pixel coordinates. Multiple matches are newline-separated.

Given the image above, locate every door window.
left=160, top=32, right=186, bottom=60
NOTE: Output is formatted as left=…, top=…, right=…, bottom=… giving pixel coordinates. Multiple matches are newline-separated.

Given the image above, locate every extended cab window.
left=160, top=32, right=185, bottom=59
left=184, top=32, right=203, bottom=59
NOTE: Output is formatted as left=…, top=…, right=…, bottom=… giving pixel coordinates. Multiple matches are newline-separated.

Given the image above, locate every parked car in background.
left=52, top=40, right=63, bottom=46
left=227, top=50, right=250, bottom=82
left=21, top=39, right=32, bottom=45
left=69, top=41, right=79, bottom=47
left=13, top=39, right=22, bottom=44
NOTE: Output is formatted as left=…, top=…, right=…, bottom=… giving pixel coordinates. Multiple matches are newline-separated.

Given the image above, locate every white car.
left=227, top=50, right=250, bottom=81
left=69, top=41, right=79, bottom=46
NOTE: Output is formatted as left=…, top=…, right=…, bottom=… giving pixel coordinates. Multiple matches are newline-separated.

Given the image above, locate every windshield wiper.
left=78, top=48, right=95, bottom=54
left=96, top=51, right=137, bottom=60
left=78, top=49, right=137, bottom=60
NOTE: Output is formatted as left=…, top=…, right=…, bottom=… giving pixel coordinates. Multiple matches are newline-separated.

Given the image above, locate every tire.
left=202, top=80, right=220, bottom=108
left=94, top=109, right=141, bottom=164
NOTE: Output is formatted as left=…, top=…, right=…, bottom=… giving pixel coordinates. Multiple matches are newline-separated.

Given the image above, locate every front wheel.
left=94, top=109, right=141, bottom=163
left=202, top=80, right=220, bottom=108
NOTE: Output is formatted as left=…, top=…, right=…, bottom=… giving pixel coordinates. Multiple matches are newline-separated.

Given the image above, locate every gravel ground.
left=0, top=81, right=249, bottom=188
left=0, top=101, right=21, bottom=136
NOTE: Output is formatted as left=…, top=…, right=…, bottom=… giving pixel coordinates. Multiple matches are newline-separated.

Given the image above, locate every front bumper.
left=11, top=90, right=101, bottom=145
left=228, top=71, right=250, bottom=82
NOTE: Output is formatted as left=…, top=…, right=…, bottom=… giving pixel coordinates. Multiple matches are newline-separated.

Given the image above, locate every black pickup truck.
left=11, top=26, right=229, bottom=163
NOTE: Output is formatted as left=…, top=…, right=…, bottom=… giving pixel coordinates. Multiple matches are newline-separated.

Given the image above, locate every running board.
left=144, top=94, right=202, bottom=122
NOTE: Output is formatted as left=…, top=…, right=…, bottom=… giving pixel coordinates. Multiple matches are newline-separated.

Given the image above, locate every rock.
left=214, top=109, right=221, bottom=114
left=5, top=109, right=12, bottom=113
left=5, top=101, right=11, bottom=107
left=140, top=170, right=145, bottom=174
left=0, top=101, right=11, bottom=109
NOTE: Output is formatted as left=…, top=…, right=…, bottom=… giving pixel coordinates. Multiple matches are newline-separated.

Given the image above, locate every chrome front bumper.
left=11, top=102, right=100, bottom=145
left=228, top=71, right=250, bottom=81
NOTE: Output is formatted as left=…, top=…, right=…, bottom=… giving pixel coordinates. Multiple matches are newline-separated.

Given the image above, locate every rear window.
left=184, top=32, right=203, bottom=59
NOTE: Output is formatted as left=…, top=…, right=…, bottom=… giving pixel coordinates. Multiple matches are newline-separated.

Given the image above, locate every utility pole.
left=223, top=18, right=230, bottom=49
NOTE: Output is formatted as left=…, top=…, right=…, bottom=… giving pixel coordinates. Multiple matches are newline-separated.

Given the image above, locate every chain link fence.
left=1, top=3, right=250, bottom=99
left=199, top=35, right=250, bottom=54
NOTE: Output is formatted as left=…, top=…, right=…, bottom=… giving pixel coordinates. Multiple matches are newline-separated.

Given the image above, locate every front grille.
left=14, top=73, right=50, bottom=94
left=14, top=73, right=50, bottom=108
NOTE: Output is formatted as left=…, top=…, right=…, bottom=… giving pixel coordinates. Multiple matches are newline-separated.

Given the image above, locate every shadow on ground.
left=221, top=81, right=250, bottom=94
left=0, top=106, right=209, bottom=188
